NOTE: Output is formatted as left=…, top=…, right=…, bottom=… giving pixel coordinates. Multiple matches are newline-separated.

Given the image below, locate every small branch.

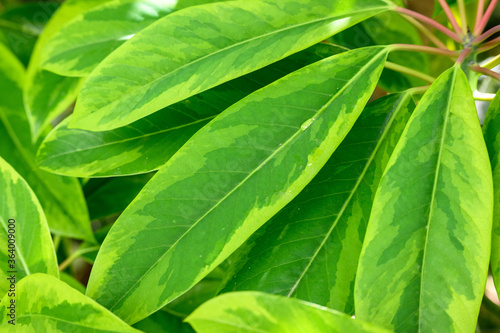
left=474, top=0, right=498, bottom=36
left=456, top=47, right=472, bottom=64
left=385, top=61, right=436, bottom=83
left=395, top=7, right=462, bottom=43
left=391, top=44, right=460, bottom=57
left=401, top=15, right=449, bottom=49
left=475, top=0, right=485, bottom=33
left=437, top=0, right=465, bottom=36
left=457, top=0, right=469, bottom=35
left=483, top=54, right=500, bottom=69
left=473, top=25, right=500, bottom=44
left=470, top=65, right=500, bottom=81
left=408, top=85, right=431, bottom=95
left=58, top=246, right=100, bottom=271
left=474, top=91, right=496, bottom=101
left=478, top=36, right=500, bottom=52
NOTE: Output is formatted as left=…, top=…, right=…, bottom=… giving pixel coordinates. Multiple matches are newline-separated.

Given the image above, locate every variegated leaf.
left=222, top=92, right=414, bottom=314
left=86, top=46, right=389, bottom=324
left=70, top=0, right=392, bottom=131
left=355, top=66, right=493, bottom=332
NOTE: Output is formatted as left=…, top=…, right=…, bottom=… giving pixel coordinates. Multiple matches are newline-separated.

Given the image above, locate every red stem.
left=474, top=0, right=498, bottom=35
left=437, top=0, right=465, bottom=36
left=478, top=35, right=500, bottom=52
left=470, top=65, right=500, bottom=81
left=391, top=44, right=460, bottom=57
left=473, top=25, right=500, bottom=44
left=395, top=7, right=462, bottom=43
left=456, top=48, right=472, bottom=64
left=475, top=0, right=485, bottom=32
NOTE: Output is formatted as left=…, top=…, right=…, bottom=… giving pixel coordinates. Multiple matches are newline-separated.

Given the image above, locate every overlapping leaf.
left=222, top=93, right=414, bottom=314
left=355, top=66, right=493, bottom=332
left=70, top=0, right=392, bottom=131
left=186, top=292, right=389, bottom=333
left=86, top=46, right=389, bottom=324
left=40, top=0, right=179, bottom=77
left=37, top=44, right=344, bottom=177
left=0, top=157, right=58, bottom=296
left=0, top=274, right=140, bottom=332
left=0, top=43, right=93, bottom=241
left=24, top=0, right=109, bottom=139
left=482, top=91, right=500, bottom=293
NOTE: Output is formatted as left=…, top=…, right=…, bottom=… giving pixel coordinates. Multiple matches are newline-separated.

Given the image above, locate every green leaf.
left=482, top=91, right=500, bottom=294
left=0, top=43, right=93, bottom=241
left=70, top=0, right=392, bottom=131
left=59, top=272, right=86, bottom=294
left=37, top=43, right=344, bottom=177
left=24, top=0, right=114, bottom=139
left=0, top=157, right=58, bottom=296
left=86, top=46, right=389, bottom=324
left=0, top=274, right=140, bottom=332
left=329, top=11, right=428, bottom=92
left=222, top=92, right=414, bottom=314
left=355, top=66, right=493, bottom=332
left=134, top=311, right=194, bottom=333
left=186, top=291, right=390, bottom=333
left=40, top=0, right=178, bottom=77
left=0, top=2, right=58, bottom=66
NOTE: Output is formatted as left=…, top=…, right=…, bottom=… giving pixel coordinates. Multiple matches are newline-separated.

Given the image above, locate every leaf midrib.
left=84, top=5, right=388, bottom=115
left=287, top=92, right=411, bottom=297
left=417, top=67, right=457, bottom=332
left=105, top=48, right=387, bottom=312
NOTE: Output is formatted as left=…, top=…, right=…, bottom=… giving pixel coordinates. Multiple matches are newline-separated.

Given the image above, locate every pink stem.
left=478, top=35, right=500, bottom=52
left=456, top=48, right=472, bottom=64
left=470, top=65, right=500, bottom=81
left=474, top=0, right=485, bottom=32
left=474, top=0, right=498, bottom=35
left=395, top=7, right=462, bottom=43
left=437, top=0, right=465, bottom=36
left=391, top=44, right=460, bottom=57
left=473, top=25, right=500, bottom=44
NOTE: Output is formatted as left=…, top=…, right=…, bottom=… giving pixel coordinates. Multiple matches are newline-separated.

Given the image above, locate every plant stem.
left=53, top=235, right=62, bottom=252
left=478, top=36, right=500, bottom=52
left=470, top=65, right=500, bottom=81
left=474, top=0, right=498, bottom=35
left=456, top=47, right=473, bottom=64
left=408, top=85, right=431, bottom=95
left=385, top=61, right=436, bottom=83
left=401, top=15, right=449, bottom=49
left=437, top=0, right=465, bottom=36
left=483, top=54, right=500, bottom=69
left=395, top=7, right=462, bottom=43
left=475, top=0, right=486, bottom=32
left=473, top=25, right=500, bottom=44
left=58, top=246, right=100, bottom=271
left=457, top=0, right=469, bottom=35
left=391, top=44, right=460, bottom=57
left=474, top=91, right=496, bottom=101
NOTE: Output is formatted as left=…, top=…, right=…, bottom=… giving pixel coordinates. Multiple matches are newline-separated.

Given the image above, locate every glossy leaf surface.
left=86, top=46, right=388, bottom=324
left=37, top=44, right=344, bottom=177
left=355, top=66, right=493, bottom=333
left=24, top=0, right=111, bottom=139
left=0, top=157, right=58, bottom=296
left=70, top=0, right=391, bottom=131
left=0, top=274, right=140, bottom=332
left=223, top=92, right=414, bottom=314
left=41, top=0, right=178, bottom=77
left=483, top=91, right=500, bottom=294
left=0, top=43, right=93, bottom=241
left=186, top=292, right=389, bottom=333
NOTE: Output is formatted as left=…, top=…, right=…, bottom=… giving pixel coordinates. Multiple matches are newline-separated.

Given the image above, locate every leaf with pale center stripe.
left=37, top=44, right=344, bottom=177
left=355, top=66, right=493, bottom=333
left=186, top=291, right=390, bottom=333
left=482, top=91, right=500, bottom=294
left=86, top=46, right=389, bottom=324
left=69, top=0, right=392, bottom=131
left=0, top=157, right=58, bottom=296
left=40, top=0, right=179, bottom=77
left=0, top=274, right=140, bottom=332
left=0, top=43, right=93, bottom=241
left=222, top=92, right=414, bottom=314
